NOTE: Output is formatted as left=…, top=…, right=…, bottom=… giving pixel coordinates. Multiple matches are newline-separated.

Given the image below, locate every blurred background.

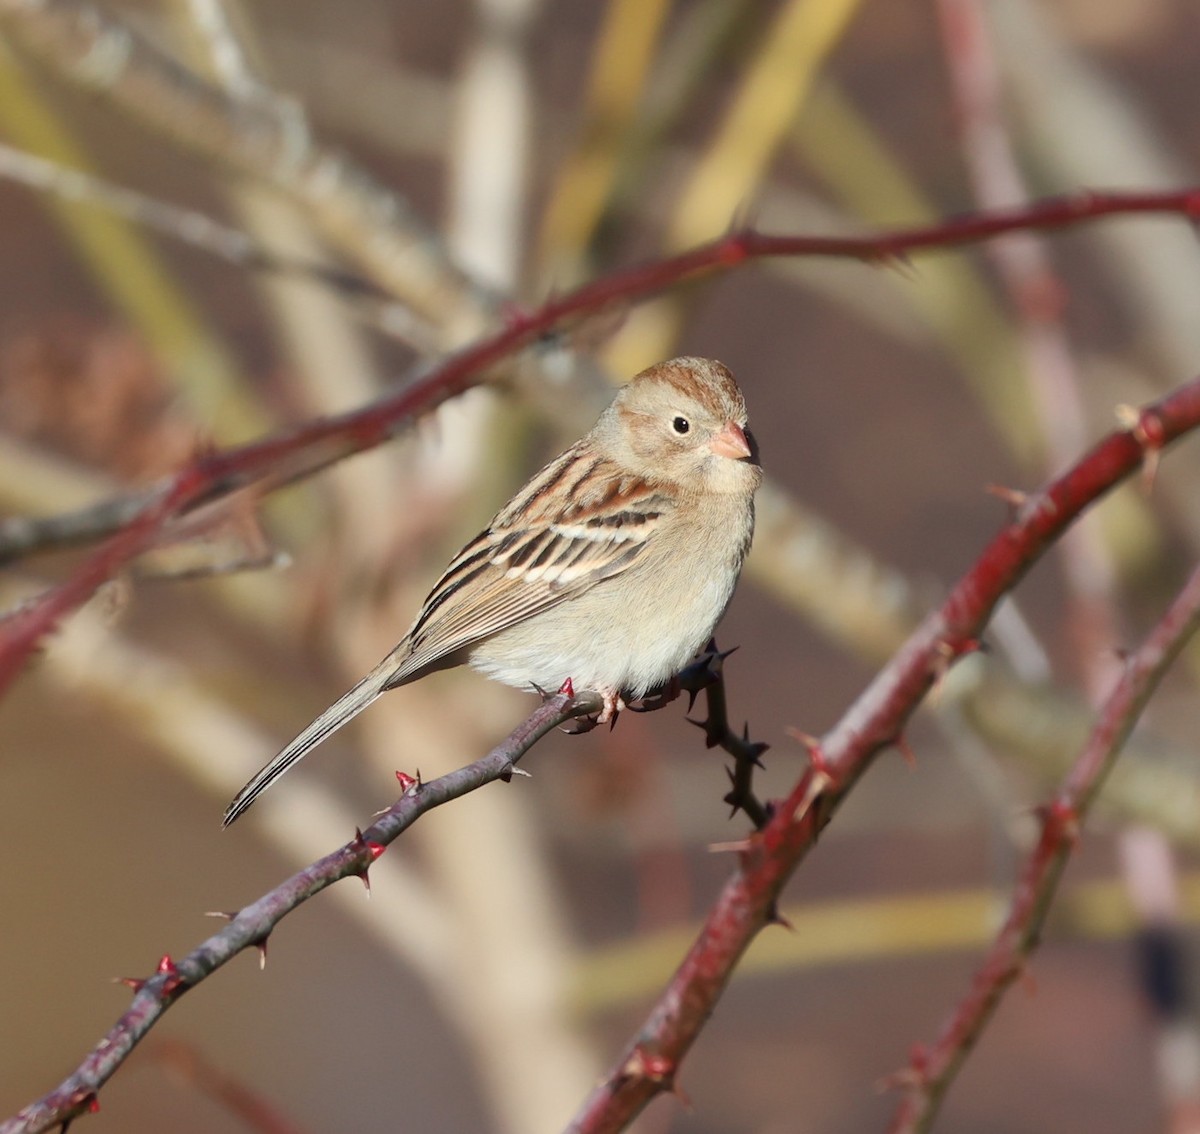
left=2, top=1, right=1200, bottom=1131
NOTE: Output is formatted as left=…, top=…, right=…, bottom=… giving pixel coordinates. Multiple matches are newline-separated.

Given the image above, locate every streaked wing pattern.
left=386, top=447, right=674, bottom=686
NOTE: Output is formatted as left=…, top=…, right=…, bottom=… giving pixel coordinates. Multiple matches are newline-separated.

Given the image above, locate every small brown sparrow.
left=224, top=357, right=761, bottom=825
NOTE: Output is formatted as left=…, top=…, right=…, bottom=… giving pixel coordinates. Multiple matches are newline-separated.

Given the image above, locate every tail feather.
left=222, top=662, right=395, bottom=826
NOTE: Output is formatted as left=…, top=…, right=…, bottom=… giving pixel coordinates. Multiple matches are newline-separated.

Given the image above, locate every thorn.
left=780, top=744, right=832, bottom=825
left=985, top=483, right=1029, bottom=510
left=745, top=742, right=769, bottom=766
left=500, top=300, right=535, bottom=334
left=114, top=976, right=146, bottom=993
left=929, top=638, right=981, bottom=701
left=1117, top=403, right=1167, bottom=490
left=930, top=640, right=955, bottom=695
left=788, top=729, right=831, bottom=778
left=561, top=713, right=599, bottom=734
left=708, top=836, right=755, bottom=854
left=203, top=910, right=238, bottom=922
left=877, top=1046, right=929, bottom=1093
left=795, top=771, right=832, bottom=825
left=348, top=828, right=384, bottom=895
left=558, top=676, right=575, bottom=698
left=153, top=955, right=185, bottom=997
left=622, top=1049, right=676, bottom=1087
left=60, top=1089, right=100, bottom=1129
left=766, top=903, right=794, bottom=931
left=895, top=733, right=918, bottom=770
left=721, top=767, right=749, bottom=819
left=739, top=724, right=769, bottom=765
left=685, top=715, right=720, bottom=749
left=872, top=248, right=919, bottom=281
left=500, top=761, right=533, bottom=783
left=395, top=770, right=420, bottom=794
left=1039, top=797, right=1080, bottom=845
left=1128, top=403, right=1166, bottom=487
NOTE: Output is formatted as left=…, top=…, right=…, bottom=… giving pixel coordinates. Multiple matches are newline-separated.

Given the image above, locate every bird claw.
left=629, top=675, right=682, bottom=713
left=595, top=689, right=625, bottom=724
left=560, top=687, right=624, bottom=732
left=561, top=715, right=600, bottom=735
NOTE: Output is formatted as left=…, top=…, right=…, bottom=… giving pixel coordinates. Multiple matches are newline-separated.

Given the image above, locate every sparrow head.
left=603, top=357, right=762, bottom=496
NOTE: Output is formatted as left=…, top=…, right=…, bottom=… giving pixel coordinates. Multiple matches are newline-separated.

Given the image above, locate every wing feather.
left=385, top=447, right=673, bottom=686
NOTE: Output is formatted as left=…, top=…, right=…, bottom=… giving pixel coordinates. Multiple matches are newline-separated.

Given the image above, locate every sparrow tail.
left=222, top=660, right=397, bottom=826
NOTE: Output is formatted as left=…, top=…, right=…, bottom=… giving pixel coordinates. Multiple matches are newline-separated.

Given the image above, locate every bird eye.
left=672, top=416, right=690, bottom=435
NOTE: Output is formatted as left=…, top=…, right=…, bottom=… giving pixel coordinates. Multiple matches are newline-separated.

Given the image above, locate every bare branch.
left=563, top=378, right=1200, bottom=1133
left=0, top=686, right=603, bottom=1134
left=0, top=0, right=492, bottom=325
left=4, top=191, right=1200, bottom=692
left=887, top=559, right=1200, bottom=1133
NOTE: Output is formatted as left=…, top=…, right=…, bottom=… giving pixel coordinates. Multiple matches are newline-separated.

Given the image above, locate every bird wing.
left=222, top=448, right=673, bottom=826
left=387, top=447, right=674, bottom=686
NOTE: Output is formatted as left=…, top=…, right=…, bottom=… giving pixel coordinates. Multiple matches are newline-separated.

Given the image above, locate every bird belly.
left=467, top=522, right=745, bottom=699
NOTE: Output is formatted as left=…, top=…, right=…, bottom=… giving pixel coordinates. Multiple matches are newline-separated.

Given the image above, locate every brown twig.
left=4, top=190, right=1200, bottom=691
left=0, top=686, right=603, bottom=1134
left=0, top=0, right=490, bottom=325
left=938, top=9, right=1199, bottom=1123
left=563, top=379, right=1200, bottom=1134
left=152, top=1038, right=312, bottom=1134
left=689, top=646, right=771, bottom=828
left=886, top=560, right=1200, bottom=1133
left=631, top=644, right=770, bottom=827
left=0, top=141, right=390, bottom=301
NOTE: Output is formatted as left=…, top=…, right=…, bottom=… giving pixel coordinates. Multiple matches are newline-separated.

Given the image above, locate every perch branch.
left=0, top=686, right=603, bottom=1134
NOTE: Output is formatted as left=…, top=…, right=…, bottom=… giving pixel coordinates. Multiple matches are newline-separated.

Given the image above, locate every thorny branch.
left=564, top=380, right=1200, bottom=1134
left=4, top=191, right=1200, bottom=691
left=0, top=686, right=604, bottom=1134
left=630, top=644, right=771, bottom=827
left=0, top=141, right=389, bottom=300
left=887, top=559, right=1200, bottom=1133
left=0, top=641, right=761, bottom=1134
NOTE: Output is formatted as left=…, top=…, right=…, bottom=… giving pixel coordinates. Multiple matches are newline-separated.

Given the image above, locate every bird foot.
left=559, top=686, right=625, bottom=733
left=596, top=690, right=625, bottom=725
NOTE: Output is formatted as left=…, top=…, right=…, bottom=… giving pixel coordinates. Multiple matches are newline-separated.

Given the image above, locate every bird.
left=223, top=356, right=762, bottom=825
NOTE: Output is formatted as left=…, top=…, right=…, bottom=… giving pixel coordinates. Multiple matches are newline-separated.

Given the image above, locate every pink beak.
left=710, top=420, right=752, bottom=460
